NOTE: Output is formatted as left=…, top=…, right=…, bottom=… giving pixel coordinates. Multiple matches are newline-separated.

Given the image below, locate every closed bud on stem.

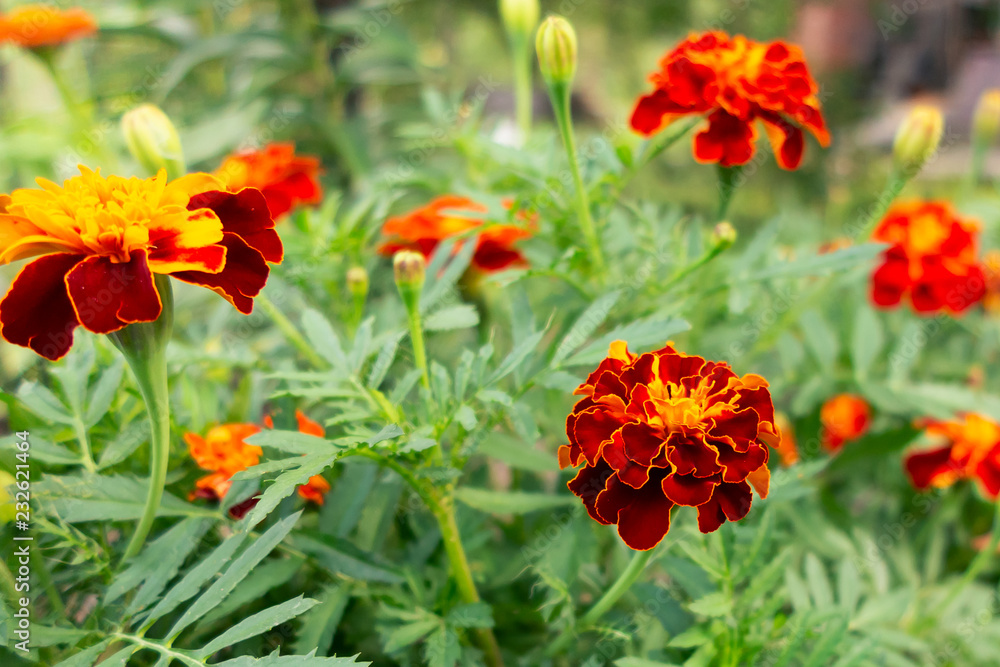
left=0, top=470, right=16, bottom=523
left=393, top=251, right=425, bottom=314
left=712, top=221, right=737, bottom=248
left=122, top=104, right=186, bottom=180
left=536, top=15, right=577, bottom=85
left=346, top=266, right=369, bottom=298
left=973, top=89, right=1000, bottom=150
left=500, top=0, right=539, bottom=41
left=893, top=105, right=943, bottom=178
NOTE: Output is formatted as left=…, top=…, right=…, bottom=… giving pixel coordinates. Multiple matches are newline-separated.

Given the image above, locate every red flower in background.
left=378, top=195, right=532, bottom=273
left=215, top=143, right=322, bottom=219
left=820, top=394, right=870, bottom=452
left=0, top=5, right=96, bottom=49
left=630, top=31, right=829, bottom=170
left=870, top=201, right=985, bottom=315
left=773, top=412, right=799, bottom=466
left=560, top=341, right=775, bottom=550
left=0, top=168, right=281, bottom=361
left=905, top=413, right=1000, bottom=500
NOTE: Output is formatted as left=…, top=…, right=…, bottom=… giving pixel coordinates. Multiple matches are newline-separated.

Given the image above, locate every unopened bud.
left=0, top=470, right=15, bottom=524
left=893, top=105, right=943, bottom=177
left=500, top=0, right=539, bottom=41
left=712, top=222, right=737, bottom=247
left=973, top=89, right=1000, bottom=149
left=393, top=251, right=426, bottom=314
left=122, top=104, right=186, bottom=180
left=346, top=266, right=369, bottom=298
left=536, top=16, right=577, bottom=85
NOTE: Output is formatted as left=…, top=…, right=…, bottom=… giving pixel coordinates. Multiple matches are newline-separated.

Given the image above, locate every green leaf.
left=126, top=519, right=211, bottom=616
left=367, top=424, right=404, bottom=446
left=35, top=474, right=213, bottom=523
left=294, top=584, right=352, bottom=656
left=5, top=435, right=79, bottom=466
left=478, top=432, right=560, bottom=472
left=487, top=330, right=545, bottom=385
left=17, top=381, right=74, bottom=425
left=851, top=306, right=883, bottom=382
left=97, top=421, right=149, bottom=470
left=799, top=309, right=838, bottom=371
left=551, top=290, right=622, bottom=366
left=246, top=454, right=338, bottom=527
left=211, top=650, right=368, bottom=666
left=368, top=332, right=404, bottom=389
left=563, top=317, right=690, bottom=367
left=384, top=618, right=440, bottom=653
left=245, top=429, right=337, bottom=455
left=446, top=602, right=493, bottom=628
left=425, top=305, right=480, bottom=331
left=803, top=553, right=834, bottom=609
left=302, top=308, right=349, bottom=371
left=106, top=518, right=208, bottom=605
left=422, top=236, right=477, bottom=314
left=292, top=532, right=405, bottom=583
left=455, top=488, right=577, bottom=515
left=748, top=243, right=885, bottom=281
left=454, top=405, right=477, bottom=431
left=687, top=591, right=732, bottom=617
left=201, top=556, right=305, bottom=625
left=49, top=639, right=112, bottom=667
left=423, top=626, right=460, bottom=667
left=168, top=512, right=302, bottom=639
left=837, top=557, right=862, bottom=613
left=84, top=358, right=125, bottom=426
left=196, top=595, right=318, bottom=658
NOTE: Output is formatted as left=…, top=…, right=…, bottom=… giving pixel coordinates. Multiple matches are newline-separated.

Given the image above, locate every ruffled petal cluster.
left=0, top=167, right=282, bottom=360
left=378, top=195, right=532, bottom=273
left=0, top=5, right=96, bottom=48
left=905, top=413, right=1000, bottom=500
left=560, top=341, right=775, bottom=550
left=819, top=394, right=871, bottom=452
left=214, top=143, right=323, bottom=219
left=870, top=201, right=985, bottom=314
left=630, top=31, right=829, bottom=170
left=186, top=411, right=330, bottom=511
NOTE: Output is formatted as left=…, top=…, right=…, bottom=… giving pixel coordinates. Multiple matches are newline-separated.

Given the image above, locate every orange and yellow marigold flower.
left=904, top=413, right=1000, bottom=500
left=378, top=195, right=532, bottom=273
left=0, top=167, right=282, bottom=360
left=560, top=341, right=774, bottom=550
left=630, top=31, right=829, bottom=170
left=0, top=5, right=96, bottom=49
left=870, top=201, right=985, bottom=315
left=214, top=143, right=322, bottom=219
left=820, top=394, right=870, bottom=452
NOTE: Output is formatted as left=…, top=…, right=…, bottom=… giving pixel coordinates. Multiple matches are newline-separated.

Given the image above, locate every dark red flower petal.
left=614, top=474, right=676, bottom=551
left=66, top=249, right=162, bottom=335
left=570, top=406, right=630, bottom=466
left=189, top=188, right=283, bottom=264
left=0, top=253, right=82, bottom=361
left=694, top=110, right=757, bottom=167
left=172, top=235, right=270, bottom=314
left=567, top=460, right=614, bottom=525
left=661, top=472, right=717, bottom=507
left=904, top=446, right=957, bottom=490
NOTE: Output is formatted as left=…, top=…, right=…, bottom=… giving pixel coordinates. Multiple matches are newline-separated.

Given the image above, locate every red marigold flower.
left=378, top=195, right=533, bottom=273
left=773, top=412, right=799, bottom=466
left=0, top=167, right=282, bottom=361
left=184, top=423, right=263, bottom=502
left=819, top=394, right=870, bottom=452
left=870, top=201, right=985, bottom=315
left=630, top=31, right=830, bottom=170
left=560, top=341, right=775, bottom=550
left=0, top=5, right=96, bottom=49
left=214, top=143, right=322, bottom=219
left=905, top=413, right=1000, bottom=500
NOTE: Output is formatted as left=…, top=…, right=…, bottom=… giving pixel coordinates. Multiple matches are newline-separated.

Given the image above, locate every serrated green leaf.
left=455, top=488, right=576, bottom=515
left=384, top=618, right=440, bottom=653
left=49, top=639, right=112, bottom=667
left=246, top=454, right=337, bottom=527
left=35, top=473, right=213, bottom=523
left=551, top=290, right=621, bottom=366
left=425, top=305, right=480, bottom=331
left=294, top=584, right=351, bottom=656
left=851, top=306, right=883, bottom=381
left=302, top=308, right=348, bottom=371
left=423, top=626, right=460, bottom=667
left=446, top=602, right=493, bottom=629
left=201, top=556, right=304, bottom=626
left=487, top=330, right=545, bottom=385
left=292, top=532, right=405, bottom=583
left=196, top=595, right=318, bottom=658
left=17, top=381, right=74, bottom=424
left=84, top=359, right=125, bottom=426
left=245, top=429, right=337, bottom=455
left=687, top=591, right=732, bottom=617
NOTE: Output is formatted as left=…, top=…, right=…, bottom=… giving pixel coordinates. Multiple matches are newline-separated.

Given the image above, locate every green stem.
left=511, top=36, right=533, bottom=138
left=256, top=293, right=328, bottom=370
left=716, top=165, right=743, bottom=223
left=0, top=556, right=19, bottom=606
left=547, top=546, right=658, bottom=656
left=73, top=417, right=97, bottom=473
left=431, top=492, right=505, bottom=667
left=936, top=497, right=1000, bottom=616
left=855, top=169, right=910, bottom=242
left=406, top=308, right=431, bottom=391
left=548, top=80, right=606, bottom=278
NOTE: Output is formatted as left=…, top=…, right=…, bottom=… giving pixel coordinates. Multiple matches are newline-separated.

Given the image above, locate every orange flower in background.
left=904, top=413, right=1000, bottom=500
left=630, top=31, right=829, bottom=170
left=773, top=412, right=799, bottom=466
left=560, top=341, right=774, bottom=550
left=870, top=201, right=985, bottom=315
left=185, top=423, right=262, bottom=502
left=983, top=250, right=1000, bottom=314
left=820, top=394, right=870, bottom=452
left=0, top=167, right=282, bottom=360
left=264, top=410, right=332, bottom=506
left=0, top=5, right=96, bottom=49
left=215, top=143, right=322, bottom=219
left=378, top=195, right=533, bottom=273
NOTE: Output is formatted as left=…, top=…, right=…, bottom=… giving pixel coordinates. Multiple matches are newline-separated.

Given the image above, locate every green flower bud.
left=973, top=89, right=1000, bottom=150
left=122, top=104, right=186, bottom=180
left=500, top=0, right=539, bottom=41
left=393, top=251, right=425, bottom=314
left=712, top=221, right=737, bottom=248
left=346, top=266, right=369, bottom=298
left=893, top=105, right=943, bottom=178
left=0, top=470, right=16, bottom=524
left=536, top=15, right=577, bottom=85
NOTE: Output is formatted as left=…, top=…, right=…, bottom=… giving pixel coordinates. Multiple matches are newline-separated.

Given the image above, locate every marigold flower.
left=0, top=5, right=96, bottom=49
left=870, top=201, right=985, bottom=314
left=290, top=410, right=331, bottom=506
left=185, top=423, right=263, bottom=502
left=0, top=167, right=282, bottom=360
left=773, top=412, right=799, bottom=466
left=378, top=195, right=532, bottom=273
left=904, top=413, right=1000, bottom=500
left=819, top=394, right=870, bottom=452
left=560, top=341, right=775, bottom=550
left=630, top=31, right=830, bottom=170
left=215, top=143, right=322, bottom=219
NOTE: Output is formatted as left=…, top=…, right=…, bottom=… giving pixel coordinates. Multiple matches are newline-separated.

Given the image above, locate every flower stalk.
left=394, top=251, right=430, bottom=390
left=109, top=275, right=174, bottom=561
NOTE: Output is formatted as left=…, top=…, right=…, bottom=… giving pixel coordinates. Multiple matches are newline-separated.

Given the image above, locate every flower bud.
left=712, top=221, right=737, bottom=248
left=393, top=251, right=426, bottom=313
left=536, top=15, right=577, bottom=85
left=973, top=89, right=1000, bottom=150
left=892, top=105, right=943, bottom=177
left=0, top=470, right=15, bottom=524
left=500, top=0, right=539, bottom=41
left=346, top=266, right=369, bottom=298
left=122, top=104, right=186, bottom=180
